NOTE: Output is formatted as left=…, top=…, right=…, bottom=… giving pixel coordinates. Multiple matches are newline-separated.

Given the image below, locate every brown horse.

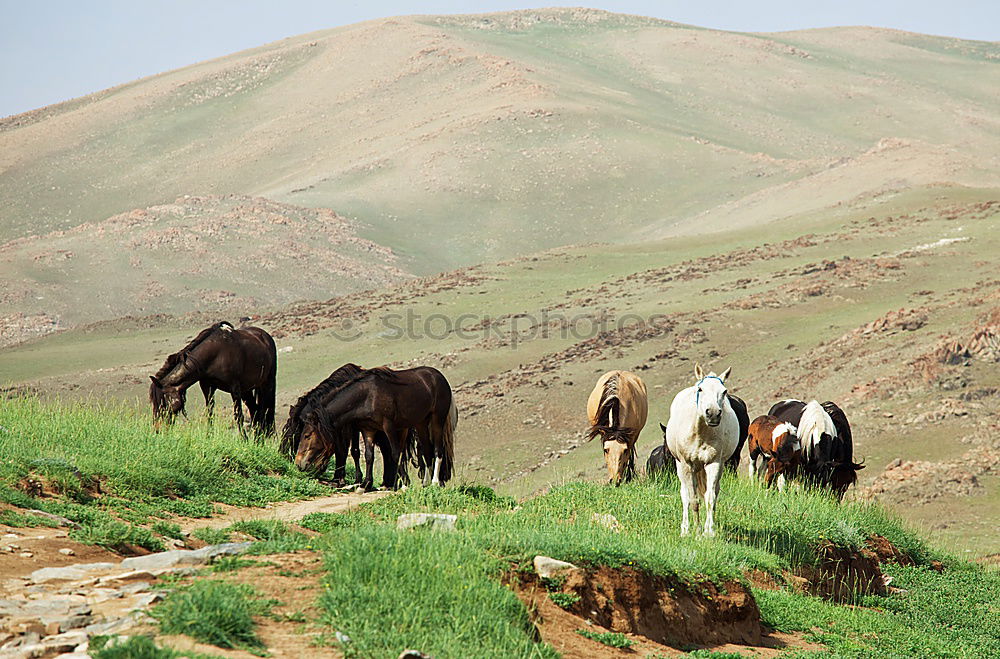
left=149, top=322, right=276, bottom=437
left=747, top=414, right=800, bottom=489
left=294, top=366, right=456, bottom=491
left=587, top=370, right=648, bottom=485
left=768, top=399, right=863, bottom=500
left=281, top=363, right=366, bottom=485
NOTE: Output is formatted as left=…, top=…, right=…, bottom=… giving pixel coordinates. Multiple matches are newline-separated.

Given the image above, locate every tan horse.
left=587, top=370, right=648, bottom=484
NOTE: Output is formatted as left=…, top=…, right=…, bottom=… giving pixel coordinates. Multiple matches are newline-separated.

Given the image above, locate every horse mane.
left=588, top=374, right=622, bottom=441
left=279, top=363, right=366, bottom=456
left=152, top=321, right=234, bottom=380
left=797, top=400, right=837, bottom=462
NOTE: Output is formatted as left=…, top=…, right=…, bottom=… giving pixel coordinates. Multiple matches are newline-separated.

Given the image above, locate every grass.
left=261, top=480, right=997, bottom=658
left=576, top=629, right=634, bottom=649
left=151, top=579, right=274, bottom=653
left=90, top=635, right=223, bottom=659
left=0, top=396, right=329, bottom=551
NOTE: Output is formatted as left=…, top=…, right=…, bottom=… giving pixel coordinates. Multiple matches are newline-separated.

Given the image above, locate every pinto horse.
left=587, top=370, right=648, bottom=485
left=747, top=414, right=800, bottom=490
left=149, top=322, right=276, bottom=437
left=663, top=364, right=739, bottom=536
left=281, top=363, right=366, bottom=485
left=294, top=366, right=456, bottom=490
left=768, top=399, right=863, bottom=500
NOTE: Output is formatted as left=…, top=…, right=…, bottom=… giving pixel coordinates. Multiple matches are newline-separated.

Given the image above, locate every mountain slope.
left=2, top=9, right=998, bottom=276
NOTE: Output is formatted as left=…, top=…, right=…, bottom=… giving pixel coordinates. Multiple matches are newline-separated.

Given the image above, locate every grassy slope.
left=3, top=184, right=998, bottom=557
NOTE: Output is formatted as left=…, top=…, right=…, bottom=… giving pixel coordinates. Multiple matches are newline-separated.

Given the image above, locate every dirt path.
left=181, top=490, right=394, bottom=532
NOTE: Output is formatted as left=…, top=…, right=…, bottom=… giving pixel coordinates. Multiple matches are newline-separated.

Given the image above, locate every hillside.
left=3, top=182, right=998, bottom=558
left=2, top=8, right=999, bottom=335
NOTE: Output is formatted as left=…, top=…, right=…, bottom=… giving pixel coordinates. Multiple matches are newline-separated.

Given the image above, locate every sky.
left=2, top=0, right=997, bottom=118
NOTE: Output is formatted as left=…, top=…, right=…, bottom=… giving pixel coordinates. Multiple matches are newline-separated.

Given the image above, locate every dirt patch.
left=864, top=534, right=915, bottom=567
left=0, top=525, right=121, bottom=581
left=514, top=566, right=760, bottom=647
left=794, top=541, right=887, bottom=602
left=178, top=490, right=392, bottom=533
left=156, top=552, right=340, bottom=659
left=510, top=567, right=819, bottom=657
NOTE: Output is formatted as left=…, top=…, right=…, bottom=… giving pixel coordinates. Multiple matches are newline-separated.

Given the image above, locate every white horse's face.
left=693, top=365, right=731, bottom=427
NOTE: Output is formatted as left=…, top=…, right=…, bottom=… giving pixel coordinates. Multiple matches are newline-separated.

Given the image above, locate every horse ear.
left=720, top=366, right=732, bottom=382
left=659, top=422, right=667, bottom=435
left=149, top=376, right=159, bottom=385
left=694, top=363, right=704, bottom=380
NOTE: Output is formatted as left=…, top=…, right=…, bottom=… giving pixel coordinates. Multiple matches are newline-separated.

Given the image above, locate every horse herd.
left=148, top=321, right=455, bottom=490
left=149, top=322, right=862, bottom=536
left=589, top=366, right=863, bottom=536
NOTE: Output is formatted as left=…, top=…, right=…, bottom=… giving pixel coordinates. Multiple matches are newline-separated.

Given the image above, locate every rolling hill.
left=2, top=9, right=998, bottom=335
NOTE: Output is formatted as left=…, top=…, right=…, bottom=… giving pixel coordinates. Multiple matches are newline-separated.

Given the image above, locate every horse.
left=281, top=363, right=366, bottom=485
left=294, top=366, right=456, bottom=491
left=654, top=393, right=748, bottom=477
left=587, top=370, right=648, bottom=485
left=663, top=364, right=738, bottom=537
left=149, top=321, right=276, bottom=437
left=646, top=444, right=670, bottom=478
left=768, top=399, right=864, bottom=500
left=746, top=414, right=800, bottom=490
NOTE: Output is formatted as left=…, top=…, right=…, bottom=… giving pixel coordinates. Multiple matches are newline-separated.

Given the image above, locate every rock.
left=38, top=629, right=88, bottom=654
left=97, top=570, right=155, bottom=586
left=1, top=631, right=40, bottom=649
left=533, top=555, right=580, bottom=579
left=19, top=551, right=34, bottom=559
left=396, top=513, right=457, bottom=532
left=119, top=542, right=252, bottom=571
left=591, top=513, right=622, bottom=532
left=129, top=592, right=165, bottom=609
left=58, top=549, right=75, bottom=557
left=84, top=612, right=144, bottom=636
left=24, top=510, right=80, bottom=529
left=30, top=563, right=117, bottom=584
left=334, top=630, right=351, bottom=644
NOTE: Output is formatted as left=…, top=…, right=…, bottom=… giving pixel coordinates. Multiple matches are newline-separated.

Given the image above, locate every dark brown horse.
left=149, top=322, right=276, bottom=437
left=281, top=363, right=366, bottom=485
left=294, top=366, right=456, bottom=490
left=768, top=399, right=863, bottom=500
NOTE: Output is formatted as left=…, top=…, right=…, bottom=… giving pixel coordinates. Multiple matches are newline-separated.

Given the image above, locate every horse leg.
left=360, top=429, right=378, bottom=491
left=200, top=382, right=215, bottom=424
left=231, top=393, right=247, bottom=438
left=418, top=423, right=433, bottom=486
left=676, top=460, right=695, bottom=537
left=703, top=461, right=723, bottom=537
left=351, top=431, right=362, bottom=485
left=380, top=429, right=403, bottom=491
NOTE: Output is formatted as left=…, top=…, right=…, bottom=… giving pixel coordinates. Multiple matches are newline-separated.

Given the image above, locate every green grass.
left=192, top=527, right=232, bottom=545
left=90, top=635, right=223, bottom=659
left=152, top=580, right=274, bottom=653
left=0, top=396, right=329, bottom=551
left=280, top=480, right=997, bottom=658
left=576, top=629, right=634, bottom=649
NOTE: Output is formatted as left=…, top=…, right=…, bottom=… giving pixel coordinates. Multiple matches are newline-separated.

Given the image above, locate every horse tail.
left=256, top=379, right=276, bottom=438
left=439, top=396, right=458, bottom=484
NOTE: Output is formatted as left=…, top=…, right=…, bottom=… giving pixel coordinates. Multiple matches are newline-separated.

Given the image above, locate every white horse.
left=663, top=364, right=739, bottom=537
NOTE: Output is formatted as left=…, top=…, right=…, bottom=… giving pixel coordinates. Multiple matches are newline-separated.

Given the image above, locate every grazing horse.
left=747, top=414, right=800, bottom=490
left=149, top=322, right=276, bottom=437
left=768, top=399, right=864, bottom=500
left=654, top=393, right=748, bottom=477
left=663, top=364, right=738, bottom=537
left=646, top=444, right=670, bottom=478
left=281, top=363, right=366, bottom=485
left=587, top=371, right=648, bottom=485
left=294, top=366, right=456, bottom=490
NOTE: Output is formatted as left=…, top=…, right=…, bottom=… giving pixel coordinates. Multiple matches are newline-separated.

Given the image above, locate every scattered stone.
left=30, top=563, right=117, bottom=585
left=96, top=570, right=155, bottom=586
left=396, top=513, right=457, bottom=532
left=533, top=555, right=580, bottom=579
left=334, top=631, right=351, bottom=643
left=19, top=551, right=34, bottom=559
left=58, top=549, right=75, bottom=557
left=119, top=542, right=252, bottom=571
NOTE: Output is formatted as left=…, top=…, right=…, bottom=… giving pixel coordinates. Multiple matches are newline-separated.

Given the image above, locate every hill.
left=2, top=8, right=999, bottom=334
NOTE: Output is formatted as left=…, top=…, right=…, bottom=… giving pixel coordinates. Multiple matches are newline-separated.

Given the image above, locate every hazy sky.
left=2, top=0, right=997, bottom=118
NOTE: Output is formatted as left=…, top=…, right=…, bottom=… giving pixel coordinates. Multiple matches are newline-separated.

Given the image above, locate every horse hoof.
left=354, top=486, right=365, bottom=494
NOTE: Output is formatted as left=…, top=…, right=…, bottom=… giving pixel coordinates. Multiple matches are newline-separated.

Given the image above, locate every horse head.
left=294, top=411, right=336, bottom=475
left=600, top=428, right=634, bottom=485
left=149, top=376, right=185, bottom=428
left=692, top=363, right=731, bottom=427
